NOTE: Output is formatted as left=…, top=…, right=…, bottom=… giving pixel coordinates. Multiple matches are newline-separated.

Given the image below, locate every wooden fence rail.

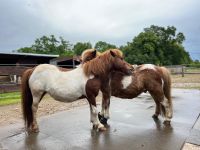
left=0, top=66, right=32, bottom=76
left=165, top=65, right=200, bottom=77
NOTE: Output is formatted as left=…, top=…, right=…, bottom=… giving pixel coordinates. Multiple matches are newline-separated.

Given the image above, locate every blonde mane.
left=82, top=49, right=123, bottom=77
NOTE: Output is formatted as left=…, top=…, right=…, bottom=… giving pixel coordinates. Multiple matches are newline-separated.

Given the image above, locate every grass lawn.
left=0, top=92, right=21, bottom=106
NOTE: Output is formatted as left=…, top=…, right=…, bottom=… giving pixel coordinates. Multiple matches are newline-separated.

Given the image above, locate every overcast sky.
left=0, top=0, right=199, bottom=60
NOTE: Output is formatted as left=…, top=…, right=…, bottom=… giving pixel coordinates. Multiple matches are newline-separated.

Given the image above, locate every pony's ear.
left=110, top=50, right=116, bottom=57
left=92, top=49, right=97, bottom=57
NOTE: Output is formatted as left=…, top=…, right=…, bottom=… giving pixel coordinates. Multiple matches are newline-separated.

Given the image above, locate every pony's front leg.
left=85, top=78, right=105, bottom=130
left=89, top=104, right=106, bottom=131
left=99, top=86, right=111, bottom=125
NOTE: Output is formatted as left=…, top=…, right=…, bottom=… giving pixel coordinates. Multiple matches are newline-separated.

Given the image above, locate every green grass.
left=185, top=68, right=200, bottom=73
left=0, top=92, right=21, bottom=106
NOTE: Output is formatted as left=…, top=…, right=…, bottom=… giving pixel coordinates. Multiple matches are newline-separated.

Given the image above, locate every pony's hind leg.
left=150, top=90, right=172, bottom=124
left=161, top=97, right=173, bottom=125
left=149, top=91, right=162, bottom=119
left=152, top=101, right=161, bottom=120
left=30, top=92, right=45, bottom=132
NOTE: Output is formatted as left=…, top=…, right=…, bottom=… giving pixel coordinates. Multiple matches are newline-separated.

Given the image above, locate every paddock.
left=0, top=89, right=200, bottom=150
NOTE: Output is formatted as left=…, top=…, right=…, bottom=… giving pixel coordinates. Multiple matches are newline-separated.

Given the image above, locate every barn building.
left=0, top=52, right=81, bottom=93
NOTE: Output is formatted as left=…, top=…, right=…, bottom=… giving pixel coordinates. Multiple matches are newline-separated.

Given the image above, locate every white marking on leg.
left=100, top=107, right=105, bottom=116
left=140, top=64, right=156, bottom=71
left=100, top=95, right=105, bottom=116
left=161, top=97, right=168, bottom=107
left=164, top=117, right=171, bottom=122
left=91, top=105, right=104, bottom=128
left=161, top=98, right=172, bottom=119
left=122, top=76, right=132, bottom=89
left=167, top=102, right=173, bottom=119
left=104, top=107, right=110, bottom=119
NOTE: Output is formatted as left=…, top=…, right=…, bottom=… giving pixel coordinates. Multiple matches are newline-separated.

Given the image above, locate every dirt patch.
left=171, top=74, right=200, bottom=89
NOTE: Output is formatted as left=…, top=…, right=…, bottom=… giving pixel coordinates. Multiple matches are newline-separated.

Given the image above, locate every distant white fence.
left=165, top=65, right=200, bottom=77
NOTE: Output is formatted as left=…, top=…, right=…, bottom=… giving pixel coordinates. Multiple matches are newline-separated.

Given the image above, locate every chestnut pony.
left=21, top=49, right=132, bottom=132
left=81, top=49, right=173, bottom=125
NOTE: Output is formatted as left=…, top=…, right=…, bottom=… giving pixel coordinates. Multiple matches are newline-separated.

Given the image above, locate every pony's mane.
left=82, top=49, right=123, bottom=77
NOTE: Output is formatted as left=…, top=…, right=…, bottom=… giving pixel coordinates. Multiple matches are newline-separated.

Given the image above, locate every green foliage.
left=122, top=25, right=192, bottom=65
left=17, top=35, right=73, bottom=56
left=94, top=41, right=117, bottom=52
left=73, top=42, right=92, bottom=55
left=16, top=26, right=195, bottom=65
left=186, top=60, right=200, bottom=68
left=17, top=47, right=34, bottom=53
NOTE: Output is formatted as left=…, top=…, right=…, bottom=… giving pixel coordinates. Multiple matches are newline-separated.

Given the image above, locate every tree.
left=17, top=47, right=34, bottom=53
left=73, top=42, right=92, bottom=55
left=122, top=25, right=192, bottom=65
left=17, top=35, right=73, bottom=56
left=94, top=41, right=117, bottom=52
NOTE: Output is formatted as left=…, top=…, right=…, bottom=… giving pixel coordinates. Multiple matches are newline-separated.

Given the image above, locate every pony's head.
left=81, top=49, right=100, bottom=63
left=82, top=49, right=133, bottom=77
left=109, top=49, right=133, bottom=75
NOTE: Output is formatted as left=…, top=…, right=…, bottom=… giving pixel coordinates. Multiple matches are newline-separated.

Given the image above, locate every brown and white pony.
left=81, top=49, right=173, bottom=125
left=21, top=49, right=133, bottom=132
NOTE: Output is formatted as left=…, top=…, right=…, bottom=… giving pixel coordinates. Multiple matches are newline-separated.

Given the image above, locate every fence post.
left=181, top=65, right=184, bottom=77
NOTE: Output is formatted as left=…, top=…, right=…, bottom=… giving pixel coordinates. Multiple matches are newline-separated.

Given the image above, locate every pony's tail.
left=21, top=69, right=34, bottom=128
left=160, top=67, right=173, bottom=118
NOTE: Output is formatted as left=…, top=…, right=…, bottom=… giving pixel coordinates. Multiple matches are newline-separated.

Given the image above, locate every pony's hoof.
left=29, top=124, right=39, bottom=133
left=152, top=114, right=159, bottom=120
left=93, top=125, right=98, bottom=130
left=98, top=127, right=107, bottom=131
left=28, top=128, right=39, bottom=133
left=31, top=127, right=39, bottom=133
left=163, top=120, right=171, bottom=125
left=101, top=118, right=108, bottom=125
left=98, top=113, right=108, bottom=125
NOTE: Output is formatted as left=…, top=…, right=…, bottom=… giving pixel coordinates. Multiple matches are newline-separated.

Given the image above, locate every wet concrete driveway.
left=0, top=89, right=200, bottom=150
